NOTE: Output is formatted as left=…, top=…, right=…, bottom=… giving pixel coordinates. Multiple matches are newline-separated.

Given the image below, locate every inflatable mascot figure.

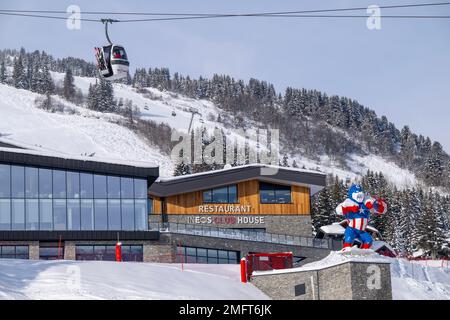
left=336, top=184, right=387, bottom=250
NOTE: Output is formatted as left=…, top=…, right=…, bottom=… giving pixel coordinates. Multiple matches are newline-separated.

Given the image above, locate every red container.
left=245, top=252, right=293, bottom=280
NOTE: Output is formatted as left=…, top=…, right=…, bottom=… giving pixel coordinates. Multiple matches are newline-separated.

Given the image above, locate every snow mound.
left=0, top=259, right=268, bottom=300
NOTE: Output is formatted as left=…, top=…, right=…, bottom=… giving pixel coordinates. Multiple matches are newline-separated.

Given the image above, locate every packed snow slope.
left=0, top=83, right=173, bottom=175
left=0, top=71, right=421, bottom=187
left=0, top=259, right=268, bottom=300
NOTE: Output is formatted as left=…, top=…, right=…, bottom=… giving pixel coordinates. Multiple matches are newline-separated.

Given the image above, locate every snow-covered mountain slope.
left=0, top=71, right=423, bottom=186
left=0, top=259, right=268, bottom=300
left=0, top=83, right=173, bottom=175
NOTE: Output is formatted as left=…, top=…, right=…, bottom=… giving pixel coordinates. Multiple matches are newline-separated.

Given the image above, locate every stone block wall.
left=251, top=261, right=392, bottom=300
left=149, top=214, right=313, bottom=237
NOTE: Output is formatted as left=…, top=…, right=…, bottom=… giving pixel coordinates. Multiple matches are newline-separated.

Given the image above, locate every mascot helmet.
left=348, top=184, right=365, bottom=204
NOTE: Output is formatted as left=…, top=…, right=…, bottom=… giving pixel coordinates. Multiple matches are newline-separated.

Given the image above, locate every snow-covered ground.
left=0, top=254, right=448, bottom=300
left=254, top=249, right=450, bottom=300
left=0, top=83, right=174, bottom=176
left=0, top=259, right=268, bottom=300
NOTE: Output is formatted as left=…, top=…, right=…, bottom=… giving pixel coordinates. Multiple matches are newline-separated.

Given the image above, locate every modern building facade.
left=148, top=164, right=326, bottom=237
left=0, top=142, right=329, bottom=265
left=0, top=144, right=159, bottom=261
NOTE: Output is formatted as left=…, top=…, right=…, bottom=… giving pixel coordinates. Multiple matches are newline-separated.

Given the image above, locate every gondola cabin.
left=95, top=44, right=129, bottom=81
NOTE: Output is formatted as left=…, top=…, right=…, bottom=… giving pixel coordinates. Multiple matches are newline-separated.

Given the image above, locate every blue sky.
left=1, top=0, right=449, bottom=152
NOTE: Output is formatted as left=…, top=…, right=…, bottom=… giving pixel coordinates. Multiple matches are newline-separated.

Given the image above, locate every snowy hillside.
left=0, top=259, right=268, bottom=300
left=0, top=83, right=173, bottom=176
left=0, top=69, right=426, bottom=187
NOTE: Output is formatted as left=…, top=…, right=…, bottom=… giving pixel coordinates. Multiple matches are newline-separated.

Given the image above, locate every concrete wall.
left=149, top=214, right=313, bottom=237
left=251, top=261, right=392, bottom=300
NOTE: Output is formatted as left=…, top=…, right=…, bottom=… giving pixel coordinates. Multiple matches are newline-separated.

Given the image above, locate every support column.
left=64, top=241, right=76, bottom=260
left=29, top=241, right=40, bottom=260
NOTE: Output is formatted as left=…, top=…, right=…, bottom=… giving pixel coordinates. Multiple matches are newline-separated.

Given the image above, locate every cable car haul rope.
left=1, top=1, right=450, bottom=79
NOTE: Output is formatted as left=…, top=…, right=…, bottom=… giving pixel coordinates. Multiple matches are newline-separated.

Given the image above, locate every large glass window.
left=39, top=169, right=52, bottom=199
left=134, top=179, right=147, bottom=198
left=176, top=246, right=239, bottom=264
left=80, top=173, right=93, bottom=198
left=26, top=199, right=39, bottom=230
left=12, top=199, right=25, bottom=230
left=259, top=182, right=292, bottom=204
left=135, top=199, right=147, bottom=230
left=108, top=199, right=121, bottom=230
left=75, top=244, right=143, bottom=262
left=0, top=163, right=149, bottom=231
left=25, top=167, right=39, bottom=198
left=94, top=175, right=107, bottom=198
left=53, top=199, right=67, bottom=230
left=203, top=185, right=238, bottom=203
left=67, top=199, right=80, bottom=230
left=0, top=245, right=29, bottom=259
left=81, top=199, right=94, bottom=230
left=120, top=177, right=134, bottom=198
left=121, top=199, right=134, bottom=230
left=39, top=199, right=53, bottom=230
left=0, top=164, right=11, bottom=198
left=67, top=171, right=80, bottom=198
left=0, top=199, right=11, bottom=230
left=94, top=199, right=107, bottom=230
left=53, top=170, right=66, bottom=198
left=107, top=176, right=121, bottom=199
left=11, top=166, right=25, bottom=197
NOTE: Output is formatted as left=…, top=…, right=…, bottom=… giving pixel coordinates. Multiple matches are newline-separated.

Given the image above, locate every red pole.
left=58, top=235, right=62, bottom=259
left=115, top=242, right=122, bottom=262
left=240, top=257, right=247, bottom=283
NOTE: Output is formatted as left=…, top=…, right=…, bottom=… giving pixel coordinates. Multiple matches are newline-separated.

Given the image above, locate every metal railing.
left=149, top=222, right=331, bottom=249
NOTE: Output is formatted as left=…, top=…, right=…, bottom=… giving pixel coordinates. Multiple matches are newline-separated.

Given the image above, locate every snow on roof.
left=253, top=248, right=391, bottom=276
left=156, top=163, right=325, bottom=183
left=0, top=140, right=158, bottom=169
left=371, top=241, right=395, bottom=253
left=319, top=223, right=345, bottom=235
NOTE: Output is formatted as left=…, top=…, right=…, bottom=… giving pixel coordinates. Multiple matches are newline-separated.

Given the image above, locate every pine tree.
left=311, top=187, right=332, bottom=232
left=97, top=78, right=115, bottom=112
left=415, top=190, right=447, bottom=258
left=173, top=161, right=192, bottom=176
left=422, top=142, right=445, bottom=186
left=282, top=154, right=289, bottom=167
left=0, top=59, right=7, bottom=83
left=87, top=83, right=99, bottom=110
left=12, top=55, right=27, bottom=89
left=63, top=68, right=76, bottom=102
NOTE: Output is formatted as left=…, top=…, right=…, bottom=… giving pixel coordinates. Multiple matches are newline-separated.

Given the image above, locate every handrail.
left=148, top=222, right=331, bottom=249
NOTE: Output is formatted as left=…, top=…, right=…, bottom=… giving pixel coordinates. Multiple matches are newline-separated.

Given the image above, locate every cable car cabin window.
left=259, top=182, right=292, bottom=204
left=112, top=47, right=127, bottom=60
left=203, top=185, right=238, bottom=204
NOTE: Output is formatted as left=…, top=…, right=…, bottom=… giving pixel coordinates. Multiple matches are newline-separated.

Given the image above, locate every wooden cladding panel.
left=150, top=180, right=311, bottom=215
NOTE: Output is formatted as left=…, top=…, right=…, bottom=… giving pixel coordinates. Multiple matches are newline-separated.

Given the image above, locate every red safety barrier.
left=115, top=242, right=122, bottom=262
left=240, top=257, right=247, bottom=283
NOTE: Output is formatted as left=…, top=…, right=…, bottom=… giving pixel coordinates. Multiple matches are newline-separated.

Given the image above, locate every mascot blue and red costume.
left=336, top=184, right=387, bottom=249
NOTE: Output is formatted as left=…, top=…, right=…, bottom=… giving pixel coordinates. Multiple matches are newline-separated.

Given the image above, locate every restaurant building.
left=0, top=141, right=328, bottom=264
left=148, top=164, right=326, bottom=237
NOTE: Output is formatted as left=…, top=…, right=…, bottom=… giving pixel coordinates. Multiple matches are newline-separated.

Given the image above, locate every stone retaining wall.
left=251, top=261, right=392, bottom=300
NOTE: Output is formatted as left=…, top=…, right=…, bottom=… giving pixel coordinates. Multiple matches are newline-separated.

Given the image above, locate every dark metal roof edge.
left=149, top=166, right=326, bottom=197
left=0, top=149, right=159, bottom=179
left=0, top=230, right=160, bottom=241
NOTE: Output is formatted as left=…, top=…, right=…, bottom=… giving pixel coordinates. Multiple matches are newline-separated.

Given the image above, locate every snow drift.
left=0, top=259, right=268, bottom=300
